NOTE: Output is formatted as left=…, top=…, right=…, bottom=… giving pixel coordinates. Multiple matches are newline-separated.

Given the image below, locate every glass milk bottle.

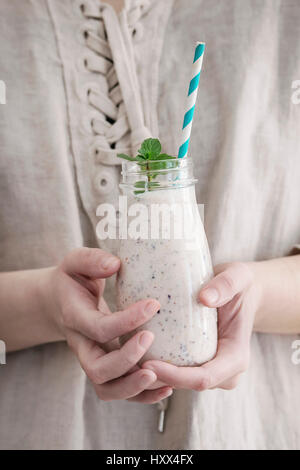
left=116, top=158, right=217, bottom=366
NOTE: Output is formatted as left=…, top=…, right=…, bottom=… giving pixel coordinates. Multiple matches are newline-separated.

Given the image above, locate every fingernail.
left=140, top=372, right=155, bottom=385
left=144, top=300, right=160, bottom=315
left=163, top=388, right=173, bottom=398
left=201, top=287, right=219, bottom=304
left=101, top=254, right=120, bottom=270
left=139, top=332, right=153, bottom=349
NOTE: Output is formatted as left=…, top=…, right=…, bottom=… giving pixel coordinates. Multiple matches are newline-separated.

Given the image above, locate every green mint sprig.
left=117, top=138, right=176, bottom=193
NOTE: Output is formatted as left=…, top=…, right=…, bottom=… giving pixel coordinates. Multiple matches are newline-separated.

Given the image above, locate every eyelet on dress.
left=94, top=170, right=114, bottom=195
left=77, top=81, right=101, bottom=103
left=77, top=23, right=89, bottom=46
left=76, top=56, right=90, bottom=74
left=77, top=21, right=98, bottom=46
left=131, top=23, right=143, bottom=41
left=90, top=139, right=125, bottom=166
left=76, top=0, right=104, bottom=17
left=90, top=139, right=108, bottom=160
left=74, top=0, right=86, bottom=17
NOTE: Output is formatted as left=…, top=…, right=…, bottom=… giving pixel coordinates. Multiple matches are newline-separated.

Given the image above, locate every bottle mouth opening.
left=121, top=158, right=194, bottom=175
left=120, top=158, right=196, bottom=193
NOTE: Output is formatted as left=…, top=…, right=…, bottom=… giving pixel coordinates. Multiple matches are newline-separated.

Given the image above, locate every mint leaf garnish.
left=117, top=138, right=177, bottom=193
left=117, top=139, right=175, bottom=164
left=138, top=138, right=161, bottom=159
left=117, top=153, right=137, bottom=162
left=136, top=155, right=147, bottom=161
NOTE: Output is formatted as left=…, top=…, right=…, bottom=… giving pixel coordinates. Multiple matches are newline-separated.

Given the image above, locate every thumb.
left=198, top=262, right=253, bottom=308
left=61, top=247, right=120, bottom=279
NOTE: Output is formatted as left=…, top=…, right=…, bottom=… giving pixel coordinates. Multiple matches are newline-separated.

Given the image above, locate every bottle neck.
left=120, top=158, right=197, bottom=195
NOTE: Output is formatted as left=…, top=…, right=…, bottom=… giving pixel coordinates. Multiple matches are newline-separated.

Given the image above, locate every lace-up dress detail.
left=76, top=1, right=172, bottom=432
left=78, top=0, right=152, bottom=162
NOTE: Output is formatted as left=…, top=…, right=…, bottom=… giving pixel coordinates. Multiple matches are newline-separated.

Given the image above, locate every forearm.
left=253, top=255, right=300, bottom=334
left=0, top=268, right=63, bottom=352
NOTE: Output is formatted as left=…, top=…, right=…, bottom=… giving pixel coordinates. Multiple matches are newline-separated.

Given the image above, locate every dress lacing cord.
left=78, top=0, right=152, bottom=161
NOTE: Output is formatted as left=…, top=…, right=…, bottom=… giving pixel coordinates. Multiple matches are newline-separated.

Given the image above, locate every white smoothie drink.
left=116, top=158, right=218, bottom=366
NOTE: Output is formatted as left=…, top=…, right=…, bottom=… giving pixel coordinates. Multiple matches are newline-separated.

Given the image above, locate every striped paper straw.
left=178, top=42, right=205, bottom=158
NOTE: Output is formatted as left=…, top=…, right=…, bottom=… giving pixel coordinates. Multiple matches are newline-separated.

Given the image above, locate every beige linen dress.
left=0, top=0, right=299, bottom=449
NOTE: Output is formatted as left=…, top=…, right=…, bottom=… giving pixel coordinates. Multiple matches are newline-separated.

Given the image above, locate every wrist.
left=250, top=257, right=298, bottom=333
left=246, top=261, right=265, bottom=331
left=251, top=256, right=300, bottom=334
left=37, top=267, right=65, bottom=342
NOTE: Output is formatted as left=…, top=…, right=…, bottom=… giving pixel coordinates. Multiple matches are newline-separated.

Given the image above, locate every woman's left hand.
left=142, top=262, right=261, bottom=391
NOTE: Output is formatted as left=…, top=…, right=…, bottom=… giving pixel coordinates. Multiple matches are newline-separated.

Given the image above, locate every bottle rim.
left=121, top=158, right=194, bottom=173
left=120, top=158, right=197, bottom=193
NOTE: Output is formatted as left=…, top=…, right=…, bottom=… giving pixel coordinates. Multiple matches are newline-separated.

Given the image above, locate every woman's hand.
left=142, top=262, right=260, bottom=391
left=46, top=247, right=173, bottom=403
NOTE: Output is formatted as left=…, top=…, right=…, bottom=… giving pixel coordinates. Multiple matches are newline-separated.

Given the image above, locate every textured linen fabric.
left=0, top=0, right=300, bottom=450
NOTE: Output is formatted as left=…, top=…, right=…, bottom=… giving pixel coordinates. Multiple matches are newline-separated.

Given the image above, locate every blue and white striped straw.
left=178, top=42, right=205, bottom=159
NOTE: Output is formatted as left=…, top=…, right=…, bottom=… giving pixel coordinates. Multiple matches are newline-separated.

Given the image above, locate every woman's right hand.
left=45, top=247, right=173, bottom=404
